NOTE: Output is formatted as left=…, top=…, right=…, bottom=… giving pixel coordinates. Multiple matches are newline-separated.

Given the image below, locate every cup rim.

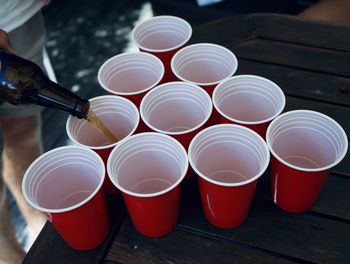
left=107, top=132, right=189, bottom=198
left=266, top=109, right=349, bottom=172
left=171, top=43, right=238, bottom=86
left=188, top=124, right=270, bottom=187
left=97, top=52, right=165, bottom=95
left=66, top=95, right=140, bottom=150
left=212, top=75, right=286, bottom=125
left=131, top=15, right=193, bottom=53
left=140, top=81, right=213, bottom=135
left=22, top=145, right=106, bottom=214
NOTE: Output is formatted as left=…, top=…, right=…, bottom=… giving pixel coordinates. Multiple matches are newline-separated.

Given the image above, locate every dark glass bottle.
left=0, top=49, right=89, bottom=118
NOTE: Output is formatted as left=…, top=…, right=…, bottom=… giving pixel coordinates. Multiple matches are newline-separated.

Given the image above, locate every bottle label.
left=0, top=51, right=9, bottom=86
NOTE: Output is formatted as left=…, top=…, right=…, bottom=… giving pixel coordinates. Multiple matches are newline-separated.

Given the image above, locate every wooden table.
left=24, top=14, right=350, bottom=264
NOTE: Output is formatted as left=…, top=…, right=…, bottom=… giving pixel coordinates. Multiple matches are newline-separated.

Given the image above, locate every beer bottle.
left=0, top=49, right=89, bottom=118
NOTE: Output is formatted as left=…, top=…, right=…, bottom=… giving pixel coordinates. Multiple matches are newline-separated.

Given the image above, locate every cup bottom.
left=55, top=191, right=92, bottom=209
left=198, top=177, right=257, bottom=229
left=270, top=157, right=330, bottom=213
left=129, top=178, right=173, bottom=195
left=122, top=186, right=181, bottom=237
left=282, top=155, right=322, bottom=169
left=208, top=170, right=250, bottom=184
left=66, top=225, right=110, bottom=250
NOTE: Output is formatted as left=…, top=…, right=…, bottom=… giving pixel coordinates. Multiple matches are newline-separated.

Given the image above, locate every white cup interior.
left=107, top=133, right=188, bottom=197
left=22, top=146, right=105, bottom=213
left=213, top=75, right=285, bottom=124
left=171, top=43, right=238, bottom=86
left=132, top=15, right=192, bottom=52
left=140, top=82, right=212, bottom=134
left=97, top=52, right=164, bottom=95
left=267, top=110, right=348, bottom=171
left=66, top=95, right=139, bottom=149
left=188, top=124, right=270, bottom=186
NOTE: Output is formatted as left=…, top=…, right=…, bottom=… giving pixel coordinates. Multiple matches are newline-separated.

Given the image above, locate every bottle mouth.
left=73, top=99, right=90, bottom=119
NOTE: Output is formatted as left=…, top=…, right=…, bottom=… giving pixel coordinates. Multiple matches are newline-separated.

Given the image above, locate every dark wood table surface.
left=24, top=14, right=350, bottom=264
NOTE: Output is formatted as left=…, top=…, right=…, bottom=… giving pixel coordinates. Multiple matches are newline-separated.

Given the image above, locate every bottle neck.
left=32, top=78, right=90, bottom=119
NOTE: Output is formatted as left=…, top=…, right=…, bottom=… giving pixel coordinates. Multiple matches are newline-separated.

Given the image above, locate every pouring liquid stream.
left=86, top=108, right=118, bottom=144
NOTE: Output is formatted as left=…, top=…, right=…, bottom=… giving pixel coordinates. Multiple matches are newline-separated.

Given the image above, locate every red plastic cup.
left=140, top=81, right=212, bottom=150
left=22, top=146, right=109, bottom=250
left=212, top=75, right=285, bottom=139
left=188, top=124, right=270, bottom=228
left=266, top=110, right=348, bottom=213
left=66, top=95, right=139, bottom=193
left=171, top=43, right=238, bottom=95
left=97, top=52, right=164, bottom=107
left=107, top=132, right=188, bottom=237
left=132, top=15, right=192, bottom=82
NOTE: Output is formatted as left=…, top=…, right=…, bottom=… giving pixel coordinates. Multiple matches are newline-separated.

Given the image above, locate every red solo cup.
left=266, top=110, right=348, bottom=213
left=66, top=95, right=139, bottom=193
left=97, top=52, right=164, bottom=107
left=107, top=132, right=188, bottom=237
left=212, top=75, right=285, bottom=139
left=171, top=43, right=238, bottom=95
left=22, top=146, right=109, bottom=250
left=188, top=124, right=270, bottom=228
left=140, top=81, right=212, bottom=150
left=132, top=15, right=192, bottom=82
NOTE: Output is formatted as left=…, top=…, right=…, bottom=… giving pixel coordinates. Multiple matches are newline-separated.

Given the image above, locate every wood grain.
left=106, top=217, right=297, bottom=264
left=231, top=39, right=350, bottom=77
